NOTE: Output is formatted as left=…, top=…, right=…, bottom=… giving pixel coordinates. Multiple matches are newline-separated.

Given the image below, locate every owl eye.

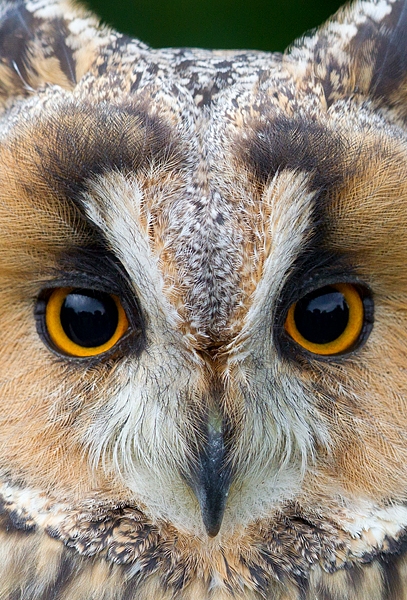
left=44, top=288, right=129, bottom=357
left=284, top=283, right=365, bottom=355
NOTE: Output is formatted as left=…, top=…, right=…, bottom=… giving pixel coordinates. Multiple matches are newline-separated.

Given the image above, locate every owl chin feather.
left=1, top=0, right=407, bottom=597
left=1, top=479, right=407, bottom=599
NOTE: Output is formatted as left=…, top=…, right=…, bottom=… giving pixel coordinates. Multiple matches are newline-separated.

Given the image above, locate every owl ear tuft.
left=289, top=0, right=407, bottom=122
left=0, top=0, right=111, bottom=107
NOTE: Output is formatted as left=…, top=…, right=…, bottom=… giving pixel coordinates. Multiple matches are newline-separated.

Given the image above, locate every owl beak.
left=189, top=416, right=231, bottom=537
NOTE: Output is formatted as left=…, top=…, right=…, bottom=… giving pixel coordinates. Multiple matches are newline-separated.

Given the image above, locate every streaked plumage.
left=1, top=0, right=407, bottom=598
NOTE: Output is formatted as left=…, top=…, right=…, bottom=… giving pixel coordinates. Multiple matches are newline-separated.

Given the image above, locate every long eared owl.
left=0, top=0, right=407, bottom=598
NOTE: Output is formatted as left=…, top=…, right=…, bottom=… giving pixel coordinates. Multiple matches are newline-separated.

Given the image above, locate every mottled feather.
left=1, top=0, right=407, bottom=598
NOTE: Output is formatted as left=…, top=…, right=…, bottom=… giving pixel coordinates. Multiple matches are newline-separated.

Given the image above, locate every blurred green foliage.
left=86, top=0, right=344, bottom=52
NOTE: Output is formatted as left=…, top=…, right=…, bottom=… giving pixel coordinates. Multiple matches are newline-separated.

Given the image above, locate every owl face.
left=1, top=0, right=407, bottom=598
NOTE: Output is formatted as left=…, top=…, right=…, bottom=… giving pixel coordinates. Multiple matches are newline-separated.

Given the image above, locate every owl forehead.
left=2, top=78, right=400, bottom=343
left=2, top=95, right=317, bottom=320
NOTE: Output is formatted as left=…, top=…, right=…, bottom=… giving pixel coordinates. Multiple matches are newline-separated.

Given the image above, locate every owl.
left=2, top=0, right=407, bottom=598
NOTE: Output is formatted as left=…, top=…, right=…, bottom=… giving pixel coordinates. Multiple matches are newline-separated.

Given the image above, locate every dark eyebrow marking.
left=29, top=100, right=182, bottom=212
left=239, top=115, right=352, bottom=192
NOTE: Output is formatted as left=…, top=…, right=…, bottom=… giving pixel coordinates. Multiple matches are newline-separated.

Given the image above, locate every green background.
left=86, top=0, right=344, bottom=52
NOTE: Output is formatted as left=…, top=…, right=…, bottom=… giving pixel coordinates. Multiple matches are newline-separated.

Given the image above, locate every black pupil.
left=60, top=289, right=119, bottom=348
left=294, top=286, right=349, bottom=345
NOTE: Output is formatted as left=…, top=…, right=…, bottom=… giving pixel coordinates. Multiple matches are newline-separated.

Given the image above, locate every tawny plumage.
left=1, top=0, right=407, bottom=598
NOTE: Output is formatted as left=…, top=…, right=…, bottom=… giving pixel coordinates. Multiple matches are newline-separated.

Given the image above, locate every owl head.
left=0, top=0, right=407, bottom=598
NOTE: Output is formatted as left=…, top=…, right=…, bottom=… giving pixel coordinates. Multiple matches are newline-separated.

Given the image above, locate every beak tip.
left=202, top=507, right=223, bottom=537
left=199, top=487, right=229, bottom=537
left=206, top=524, right=221, bottom=538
